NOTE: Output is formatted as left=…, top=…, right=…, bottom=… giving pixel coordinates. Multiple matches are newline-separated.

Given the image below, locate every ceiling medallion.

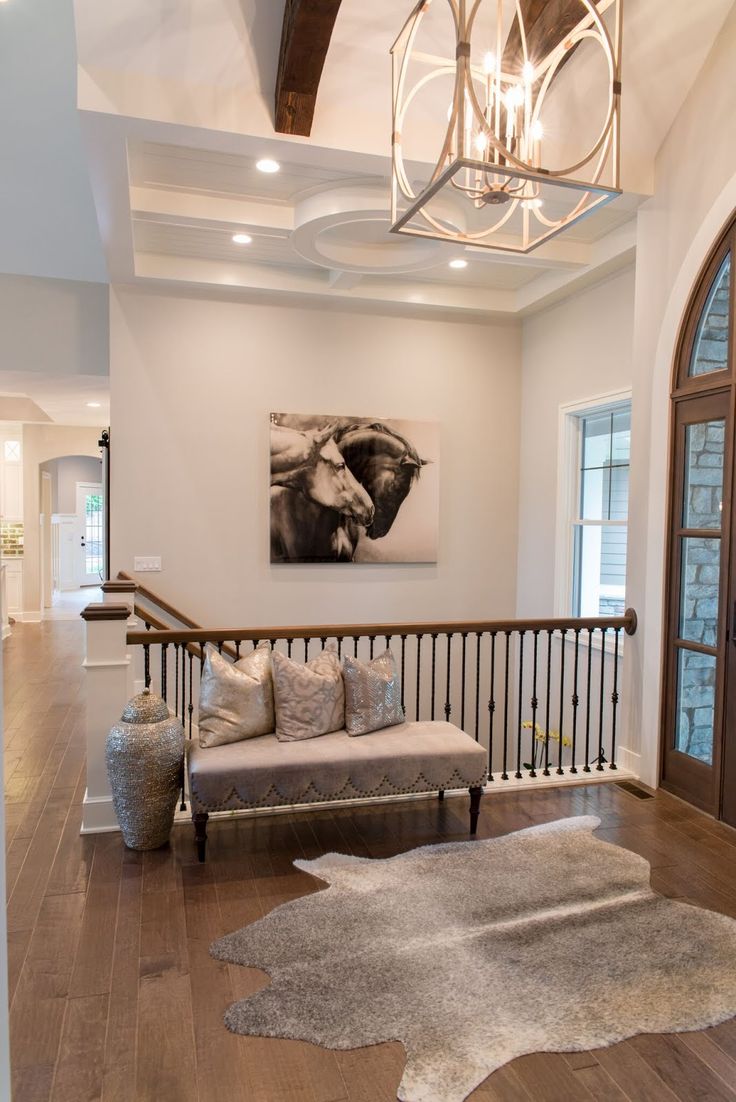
left=390, top=0, right=622, bottom=255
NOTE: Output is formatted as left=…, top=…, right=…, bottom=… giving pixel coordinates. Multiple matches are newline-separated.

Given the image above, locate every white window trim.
left=554, top=388, right=632, bottom=651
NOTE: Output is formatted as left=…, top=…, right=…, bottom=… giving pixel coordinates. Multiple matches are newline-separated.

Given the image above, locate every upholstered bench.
left=188, top=720, right=488, bottom=861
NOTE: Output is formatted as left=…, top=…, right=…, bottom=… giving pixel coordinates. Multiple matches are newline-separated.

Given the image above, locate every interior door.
left=75, top=482, right=104, bottom=586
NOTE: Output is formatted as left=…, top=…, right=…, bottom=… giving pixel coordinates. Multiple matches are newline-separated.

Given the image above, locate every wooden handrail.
left=118, top=570, right=201, bottom=629
left=127, top=609, right=637, bottom=647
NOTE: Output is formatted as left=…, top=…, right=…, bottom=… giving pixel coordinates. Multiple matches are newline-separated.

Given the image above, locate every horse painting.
left=269, top=415, right=438, bottom=564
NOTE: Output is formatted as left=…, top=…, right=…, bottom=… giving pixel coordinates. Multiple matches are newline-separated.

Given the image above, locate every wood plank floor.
left=5, top=618, right=736, bottom=1102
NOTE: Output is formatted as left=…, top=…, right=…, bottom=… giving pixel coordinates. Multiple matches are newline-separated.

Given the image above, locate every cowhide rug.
left=211, top=816, right=736, bottom=1102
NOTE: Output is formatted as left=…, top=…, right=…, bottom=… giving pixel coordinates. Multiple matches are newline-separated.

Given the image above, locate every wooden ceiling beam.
left=274, top=0, right=343, bottom=137
left=503, top=0, right=583, bottom=76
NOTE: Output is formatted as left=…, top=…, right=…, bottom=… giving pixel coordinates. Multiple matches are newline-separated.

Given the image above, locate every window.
left=3, top=440, right=20, bottom=462
left=556, top=395, right=631, bottom=619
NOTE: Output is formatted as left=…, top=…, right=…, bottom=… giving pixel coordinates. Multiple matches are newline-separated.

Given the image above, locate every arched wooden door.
left=662, top=219, right=736, bottom=822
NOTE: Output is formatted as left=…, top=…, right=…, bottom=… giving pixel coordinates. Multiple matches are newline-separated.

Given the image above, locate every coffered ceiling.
left=69, top=0, right=736, bottom=318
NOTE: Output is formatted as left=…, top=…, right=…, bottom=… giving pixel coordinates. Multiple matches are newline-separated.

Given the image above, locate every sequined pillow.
left=272, top=643, right=345, bottom=742
left=343, top=648, right=405, bottom=737
left=198, top=643, right=274, bottom=748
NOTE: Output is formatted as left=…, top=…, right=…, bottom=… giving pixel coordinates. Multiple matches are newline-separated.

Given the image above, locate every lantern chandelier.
left=390, top=0, right=622, bottom=254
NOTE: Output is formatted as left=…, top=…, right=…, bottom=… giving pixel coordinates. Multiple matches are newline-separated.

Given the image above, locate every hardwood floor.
left=5, top=618, right=736, bottom=1102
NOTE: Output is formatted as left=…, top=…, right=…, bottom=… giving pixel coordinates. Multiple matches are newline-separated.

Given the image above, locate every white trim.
left=615, top=746, right=642, bottom=776
left=81, top=791, right=119, bottom=834
left=554, top=388, right=632, bottom=617
left=19, top=611, right=42, bottom=623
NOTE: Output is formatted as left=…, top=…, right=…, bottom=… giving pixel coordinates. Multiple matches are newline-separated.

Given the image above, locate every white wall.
left=516, top=269, right=636, bottom=617
left=624, top=0, right=736, bottom=788
left=110, top=288, right=522, bottom=627
left=0, top=273, right=108, bottom=377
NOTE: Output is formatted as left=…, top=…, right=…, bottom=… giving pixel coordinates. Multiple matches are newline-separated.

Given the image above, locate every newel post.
left=81, top=603, right=131, bottom=834
left=101, top=578, right=143, bottom=695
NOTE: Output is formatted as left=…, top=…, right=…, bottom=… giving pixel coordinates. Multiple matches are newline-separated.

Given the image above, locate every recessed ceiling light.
left=232, top=232, right=253, bottom=245
left=449, top=258, right=468, bottom=269
left=86, top=401, right=101, bottom=408
left=256, top=158, right=280, bottom=174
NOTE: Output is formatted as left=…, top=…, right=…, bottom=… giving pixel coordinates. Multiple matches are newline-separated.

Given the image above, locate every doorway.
left=75, top=481, right=104, bottom=587
left=661, top=220, right=736, bottom=824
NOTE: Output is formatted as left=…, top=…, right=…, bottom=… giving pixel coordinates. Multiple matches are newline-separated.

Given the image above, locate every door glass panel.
left=683, top=420, right=725, bottom=529
left=689, top=253, right=731, bottom=377
left=679, top=537, right=720, bottom=646
left=675, top=648, right=716, bottom=764
left=85, top=493, right=104, bottom=577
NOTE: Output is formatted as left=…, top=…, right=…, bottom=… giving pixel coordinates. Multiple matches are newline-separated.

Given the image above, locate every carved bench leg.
left=469, top=786, right=483, bottom=835
left=193, top=812, right=209, bottom=863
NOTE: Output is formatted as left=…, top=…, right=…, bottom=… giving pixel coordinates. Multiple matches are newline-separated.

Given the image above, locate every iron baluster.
left=400, top=635, right=407, bottom=713
left=144, top=644, right=151, bottom=689
left=188, top=651, right=194, bottom=740
left=474, top=632, right=481, bottom=742
left=431, top=633, right=438, bottom=720
left=181, top=645, right=186, bottom=728
left=287, top=638, right=293, bottom=658
left=217, top=640, right=223, bottom=654
left=597, top=627, right=607, bottom=770
left=543, top=631, right=552, bottom=777
left=235, top=642, right=241, bottom=659
left=444, top=633, right=452, bottom=722
left=460, top=632, right=468, bottom=730
left=570, top=629, right=580, bottom=774
left=584, top=628, right=593, bottom=771
left=161, top=643, right=168, bottom=703
left=416, top=635, right=423, bottom=721
left=515, top=630, right=525, bottom=779
left=557, top=629, right=567, bottom=775
left=369, top=635, right=375, bottom=659
left=174, top=644, right=180, bottom=716
left=529, top=630, right=539, bottom=778
left=337, top=636, right=343, bottom=659
left=488, top=632, right=496, bottom=780
left=610, top=627, right=621, bottom=769
left=501, top=631, right=511, bottom=781
left=353, top=636, right=359, bottom=658
left=303, top=639, right=309, bottom=661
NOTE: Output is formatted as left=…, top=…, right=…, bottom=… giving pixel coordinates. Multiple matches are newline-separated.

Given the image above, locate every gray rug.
left=211, top=816, right=736, bottom=1102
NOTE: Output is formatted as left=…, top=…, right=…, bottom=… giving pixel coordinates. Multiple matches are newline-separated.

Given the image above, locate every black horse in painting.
left=270, top=422, right=427, bottom=563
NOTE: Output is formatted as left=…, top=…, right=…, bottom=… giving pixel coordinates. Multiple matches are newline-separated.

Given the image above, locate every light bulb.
left=483, top=51, right=496, bottom=75
left=522, top=198, right=544, bottom=210
left=255, top=158, right=280, bottom=174
left=531, top=119, right=544, bottom=141
left=232, top=233, right=253, bottom=245
left=474, top=132, right=487, bottom=153
left=506, top=86, right=524, bottom=110
left=449, top=258, right=468, bottom=270
left=522, top=61, right=535, bottom=83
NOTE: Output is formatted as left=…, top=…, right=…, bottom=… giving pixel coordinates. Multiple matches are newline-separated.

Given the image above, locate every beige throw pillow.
left=272, top=643, right=345, bottom=742
left=343, top=648, right=405, bottom=736
left=198, top=642, right=274, bottom=748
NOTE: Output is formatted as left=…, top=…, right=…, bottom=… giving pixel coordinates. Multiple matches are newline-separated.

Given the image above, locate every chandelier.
left=390, top=0, right=622, bottom=254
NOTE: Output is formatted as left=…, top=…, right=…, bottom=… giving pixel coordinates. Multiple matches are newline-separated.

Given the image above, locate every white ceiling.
left=70, top=0, right=735, bottom=318
left=0, top=373, right=109, bottom=428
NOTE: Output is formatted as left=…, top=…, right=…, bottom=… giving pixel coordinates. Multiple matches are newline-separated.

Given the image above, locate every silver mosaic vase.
left=106, top=689, right=185, bottom=850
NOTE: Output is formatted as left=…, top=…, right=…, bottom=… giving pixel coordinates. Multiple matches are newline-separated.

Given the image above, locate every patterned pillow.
left=198, top=642, right=274, bottom=748
left=343, top=648, right=405, bottom=736
left=272, top=643, right=345, bottom=742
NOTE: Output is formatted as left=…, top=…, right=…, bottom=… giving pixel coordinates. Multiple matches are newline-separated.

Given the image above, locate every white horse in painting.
left=270, top=424, right=375, bottom=562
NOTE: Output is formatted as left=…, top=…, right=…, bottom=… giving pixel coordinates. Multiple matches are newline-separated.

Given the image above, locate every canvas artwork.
left=270, top=413, right=439, bottom=564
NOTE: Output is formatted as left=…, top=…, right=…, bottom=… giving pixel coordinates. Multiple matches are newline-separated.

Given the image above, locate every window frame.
left=554, top=389, right=632, bottom=644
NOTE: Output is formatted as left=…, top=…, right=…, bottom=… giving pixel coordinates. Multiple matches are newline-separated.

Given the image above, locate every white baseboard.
left=80, top=791, right=120, bottom=834
left=19, top=611, right=42, bottom=623
left=615, top=747, right=641, bottom=776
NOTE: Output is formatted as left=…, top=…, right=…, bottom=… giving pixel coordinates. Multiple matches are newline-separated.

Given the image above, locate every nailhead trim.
left=190, top=766, right=488, bottom=814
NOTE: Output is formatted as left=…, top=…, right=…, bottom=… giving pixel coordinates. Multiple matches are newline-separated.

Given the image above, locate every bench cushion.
left=188, top=721, right=488, bottom=813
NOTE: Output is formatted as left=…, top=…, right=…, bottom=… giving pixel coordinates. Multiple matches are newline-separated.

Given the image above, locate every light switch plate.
left=134, top=556, right=162, bottom=572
